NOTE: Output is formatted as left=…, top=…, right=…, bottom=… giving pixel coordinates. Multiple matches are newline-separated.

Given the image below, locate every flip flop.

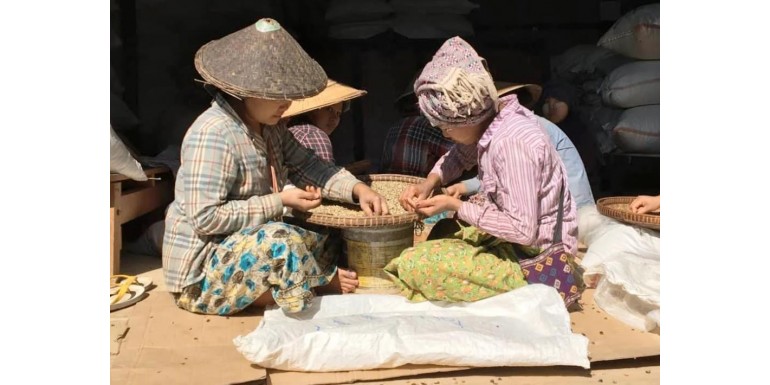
left=111, top=274, right=154, bottom=291
left=110, top=283, right=146, bottom=312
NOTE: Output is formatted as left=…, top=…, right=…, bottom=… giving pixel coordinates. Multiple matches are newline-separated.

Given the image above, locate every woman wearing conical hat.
left=163, top=19, right=389, bottom=315
left=385, top=37, right=584, bottom=304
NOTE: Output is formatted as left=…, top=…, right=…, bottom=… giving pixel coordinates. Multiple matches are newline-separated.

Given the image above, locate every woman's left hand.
left=414, top=195, right=461, bottom=217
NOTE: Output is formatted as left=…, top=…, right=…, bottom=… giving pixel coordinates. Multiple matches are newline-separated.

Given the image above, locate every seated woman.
left=381, top=79, right=539, bottom=179
left=285, top=80, right=371, bottom=175
left=443, top=114, right=599, bottom=248
left=387, top=37, right=581, bottom=303
left=163, top=19, right=389, bottom=316
left=446, top=117, right=596, bottom=212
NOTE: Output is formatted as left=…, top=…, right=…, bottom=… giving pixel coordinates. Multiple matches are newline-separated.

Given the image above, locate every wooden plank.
left=111, top=207, right=121, bottom=275
left=116, top=180, right=173, bottom=225
left=110, top=167, right=173, bottom=274
left=111, top=178, right=121, bottom=209
left=111, top=166, right=171, bottom=183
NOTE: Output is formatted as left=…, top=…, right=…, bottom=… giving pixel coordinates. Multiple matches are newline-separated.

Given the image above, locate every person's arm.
left=444, top=177, right=480, bottom=198
left=429, top=143, right=477, bottom=187
left=457, top=138, right=542, bottom=245
left=280, top=127, right=359, bottom=204
left=461, top=177, right=481, bottom=195
left=184, top=119, right=283, bottom=236
left=538, top=116, right=595, bottom=207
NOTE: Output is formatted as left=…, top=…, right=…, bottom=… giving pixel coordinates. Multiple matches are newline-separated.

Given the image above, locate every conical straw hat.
left=282, top=80, right=366, bottom=118
left=195, top=18, right=327, bottom=100
left=494, top=82, right=543, bottom=109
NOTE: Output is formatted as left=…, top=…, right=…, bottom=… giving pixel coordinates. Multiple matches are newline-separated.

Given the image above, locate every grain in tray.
left=308, top=181, right=410, bottom=217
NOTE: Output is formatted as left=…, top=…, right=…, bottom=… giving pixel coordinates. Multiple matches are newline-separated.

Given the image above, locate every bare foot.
left=317, top=268, right=359, bottom=294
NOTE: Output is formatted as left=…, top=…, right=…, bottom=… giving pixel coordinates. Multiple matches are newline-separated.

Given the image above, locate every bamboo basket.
left=597, top=196, right=660, bottom=230
left=343, top=224, right=414, bottom=293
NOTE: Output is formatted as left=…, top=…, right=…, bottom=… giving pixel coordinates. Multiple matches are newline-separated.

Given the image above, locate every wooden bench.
left=110, top=167, right=174, bottom=275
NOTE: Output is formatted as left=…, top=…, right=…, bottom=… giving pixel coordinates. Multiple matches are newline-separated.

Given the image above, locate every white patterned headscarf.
left=414, top=37, right=498, bottom=127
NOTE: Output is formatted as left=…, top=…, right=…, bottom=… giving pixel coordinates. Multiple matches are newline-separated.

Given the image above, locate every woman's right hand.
left=280, top=186, right=322, bottom=212
left=399, top=176, right=440, bottom=212
left=629, top=195, right=660, bottom=214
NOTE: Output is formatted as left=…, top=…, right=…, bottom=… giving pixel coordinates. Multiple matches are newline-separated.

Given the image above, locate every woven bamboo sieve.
left=293, top=174, right=426, bottom=228
left=597, top=196, right=660, bottom=230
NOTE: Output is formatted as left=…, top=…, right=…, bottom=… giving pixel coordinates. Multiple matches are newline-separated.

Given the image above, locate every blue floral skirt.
left=175, top=221, right=339, bottom=315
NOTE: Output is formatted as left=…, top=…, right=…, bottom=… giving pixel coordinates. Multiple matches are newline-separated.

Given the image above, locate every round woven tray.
left=596, top=196, right=660, bottom=230
left=293, top=174, right=425, bottom=228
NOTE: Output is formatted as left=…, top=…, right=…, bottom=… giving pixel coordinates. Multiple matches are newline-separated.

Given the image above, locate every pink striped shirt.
left=430, top=95, right=578, bottom=253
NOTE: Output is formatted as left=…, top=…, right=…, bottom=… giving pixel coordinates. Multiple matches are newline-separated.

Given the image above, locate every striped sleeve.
left=458, top=137, right=541, bottom=244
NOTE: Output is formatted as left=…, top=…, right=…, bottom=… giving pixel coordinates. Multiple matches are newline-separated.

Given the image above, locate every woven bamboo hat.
left=597, top=196, right=660, bottom=230
left=395, top=81, right=542, bottom=110
left=281, top=80, right=366, bottom=118
left=495, top=82, right=543, bottom=109
left=194, top=18, right=327, bottom=100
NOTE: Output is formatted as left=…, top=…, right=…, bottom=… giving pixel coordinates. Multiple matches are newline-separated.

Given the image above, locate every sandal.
left=110, top=274, right=154, bottom=291
left=110, top=282, right=147, bottom=312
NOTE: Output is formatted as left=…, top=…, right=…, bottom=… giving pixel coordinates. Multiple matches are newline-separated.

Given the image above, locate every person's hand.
left=414, top=195, right=462, bottom=218
left=280, top=185, right=322, bottom=212
left=305, top=185, right=321, bottom=195
left=399, top=182, right=433, bottom=212
left=444, top=182, right=467, bottom=198
left=353, top=183, right=390, bottom=216
left=629, top=195, right=660, bottom=214
left=399, top=178, right=440, bottom=212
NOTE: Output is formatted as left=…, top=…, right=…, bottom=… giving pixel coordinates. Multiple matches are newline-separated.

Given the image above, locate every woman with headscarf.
left=387, top=37, right=581, bottom=303
left=163, top=19, right=389, bottom=315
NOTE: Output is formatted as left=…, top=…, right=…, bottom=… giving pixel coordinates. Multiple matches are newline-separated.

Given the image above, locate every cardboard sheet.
left=111, top=252, right=659, bottom=385
left=109, top=270, right=267, bottom=385
left=111, top=318, right=130, bottom=355
left=350, top=357, right=660, bottom=385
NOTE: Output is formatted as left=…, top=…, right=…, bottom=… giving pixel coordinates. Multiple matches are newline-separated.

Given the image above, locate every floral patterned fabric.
left=175, top=221, right=339, bottom=314
left=384, top=220, right=533, bottom=302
